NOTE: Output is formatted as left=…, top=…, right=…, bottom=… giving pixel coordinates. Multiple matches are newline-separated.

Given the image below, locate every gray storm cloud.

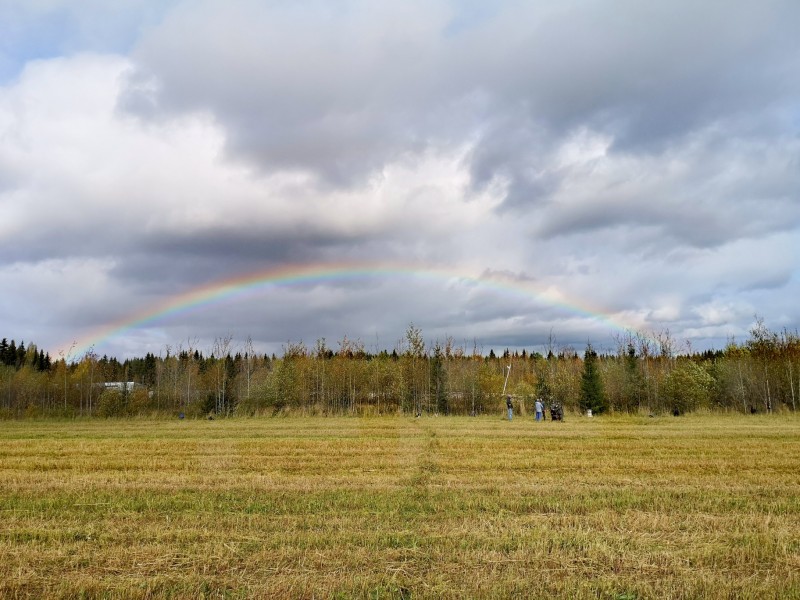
left=0, top=0, right=798, bottom=357
left=124, top=1, right=800, bottom=206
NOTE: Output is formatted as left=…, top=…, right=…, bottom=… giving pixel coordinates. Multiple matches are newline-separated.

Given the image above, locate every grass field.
left=1, top=414, right=799, bottom=599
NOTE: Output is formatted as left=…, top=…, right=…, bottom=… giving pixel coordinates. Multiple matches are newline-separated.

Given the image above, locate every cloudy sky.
left=1, top=0, right=798, bottom=360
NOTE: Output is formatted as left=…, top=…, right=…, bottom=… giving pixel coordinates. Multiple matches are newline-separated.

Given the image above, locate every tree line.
left=1, top=320, right=798, bottom=418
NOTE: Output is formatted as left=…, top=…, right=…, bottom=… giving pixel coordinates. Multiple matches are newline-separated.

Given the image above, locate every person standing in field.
left=535, top=398, right=544, bottom=422
left=506, top=395, right=513, bottom=420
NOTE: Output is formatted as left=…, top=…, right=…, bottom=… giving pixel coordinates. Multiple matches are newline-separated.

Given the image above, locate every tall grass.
left=1, top=414, right=798, bottom=598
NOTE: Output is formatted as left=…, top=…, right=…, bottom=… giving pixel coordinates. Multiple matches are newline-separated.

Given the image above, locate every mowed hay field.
left=1, top=415, right=799, bottom=599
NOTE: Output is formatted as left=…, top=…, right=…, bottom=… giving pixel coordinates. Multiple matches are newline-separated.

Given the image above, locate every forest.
left=1, top=320, right=798, bottom=418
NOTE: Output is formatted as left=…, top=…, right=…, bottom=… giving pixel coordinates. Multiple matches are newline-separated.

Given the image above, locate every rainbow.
left=64, top=261, right=646, bottom=357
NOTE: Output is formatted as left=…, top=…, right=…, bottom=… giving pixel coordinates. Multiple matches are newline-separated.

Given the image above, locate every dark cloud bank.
left=1, top=0, right=798, bottom=358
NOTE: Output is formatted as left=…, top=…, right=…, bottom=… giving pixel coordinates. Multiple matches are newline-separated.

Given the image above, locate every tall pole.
left=502, top=364, right=511, bottom=395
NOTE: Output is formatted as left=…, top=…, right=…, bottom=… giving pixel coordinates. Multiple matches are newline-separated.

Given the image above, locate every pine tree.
left=580, top=344, right=607, bottom=414
left=7, top=340, right=17, bottom=367
left=16, top=341, right=26, bottom=368
left=143, top=352, right=157, bottom=386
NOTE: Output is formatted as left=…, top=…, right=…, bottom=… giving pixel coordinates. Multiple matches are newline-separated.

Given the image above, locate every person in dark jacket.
left=506, top=395, right=513, bottom=420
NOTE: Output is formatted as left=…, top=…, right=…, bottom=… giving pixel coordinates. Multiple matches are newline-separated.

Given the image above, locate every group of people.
left=506, top=395, right=547, bottom=421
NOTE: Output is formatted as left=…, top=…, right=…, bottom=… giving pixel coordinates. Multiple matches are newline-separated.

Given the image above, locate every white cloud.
left=1, top=0, right=798, bottom=358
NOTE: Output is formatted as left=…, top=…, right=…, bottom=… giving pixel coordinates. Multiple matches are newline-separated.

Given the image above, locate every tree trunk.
left=764, top=365, right=772, bottom=413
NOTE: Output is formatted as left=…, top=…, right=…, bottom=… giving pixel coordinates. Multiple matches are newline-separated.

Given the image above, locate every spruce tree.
left=16, top=341, right=26, bottom=368
left=7, top=340, right=17, bottom=367
left=580, top=344, right=606, bottom=414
